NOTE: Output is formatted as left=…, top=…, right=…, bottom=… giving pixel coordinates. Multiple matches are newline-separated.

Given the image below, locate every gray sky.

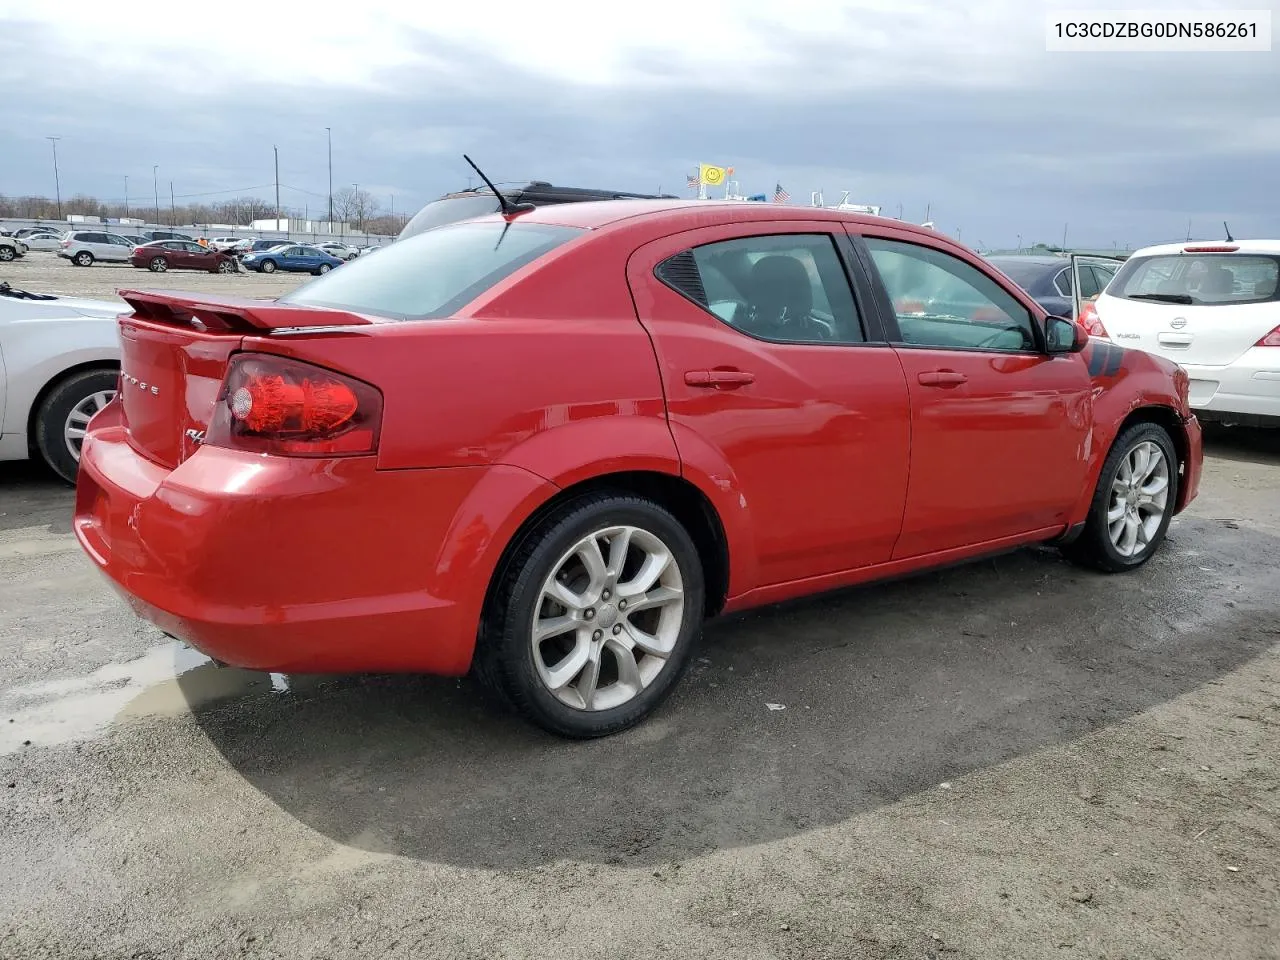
left=3, top=0, right=1278, bottom=247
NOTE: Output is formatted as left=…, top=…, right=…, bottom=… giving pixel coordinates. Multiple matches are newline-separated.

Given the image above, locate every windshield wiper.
left=1127, top=293, right=1192, bottom=304
left=0, top=282, right=58, bottom=301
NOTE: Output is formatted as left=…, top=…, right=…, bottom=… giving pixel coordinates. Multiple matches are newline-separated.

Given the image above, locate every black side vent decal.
left=656, top=251, right=708, bottom=306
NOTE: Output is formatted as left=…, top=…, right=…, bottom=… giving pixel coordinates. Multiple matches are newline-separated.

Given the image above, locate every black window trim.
left=850, top=233, right=1049, bottom=357
left=1052, top=267, right=1072, bottom=297
left=651, top=229, right=890, bottom=349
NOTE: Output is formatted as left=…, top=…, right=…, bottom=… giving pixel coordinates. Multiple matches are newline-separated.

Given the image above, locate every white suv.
left=1083, top=240, right=1280, bottom=427
left=58, top=231, right=137, bottom=266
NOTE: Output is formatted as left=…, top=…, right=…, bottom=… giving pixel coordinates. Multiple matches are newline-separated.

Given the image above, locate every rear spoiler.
left=118, top=289, right=375, bottom=332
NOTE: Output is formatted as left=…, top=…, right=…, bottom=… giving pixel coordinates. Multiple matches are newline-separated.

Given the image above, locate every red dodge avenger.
left=75, top=200, right=1203, bottom=738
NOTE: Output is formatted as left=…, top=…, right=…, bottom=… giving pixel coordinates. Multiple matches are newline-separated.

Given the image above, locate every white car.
left=0, top=236, right=28, bottom=261
left=57, top=230, right=136, bottom=266
left=19, top=231, right=66, bottom=252
left=0, top=282, right=125, bottom=482
left=319, top=241, right=359, bottom=261
left=208, top=236, right=244, bottom=252
left=1080, top=240, right=1280, bottom=427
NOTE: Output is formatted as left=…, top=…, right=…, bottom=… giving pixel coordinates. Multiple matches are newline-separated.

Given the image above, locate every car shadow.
left=1200, top=422, right=1280, bottom=466
left=180, top=516, right=1278, bottom=869
left=0, top=461, right=73, bottom=533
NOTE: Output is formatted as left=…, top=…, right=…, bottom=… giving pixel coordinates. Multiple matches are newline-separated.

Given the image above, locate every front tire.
left=1063, top=422, right=1179, bottom=573
left=216, top=259, right=235, bottom=274
left=74, top=251, right=94, bottom=266
left=474, top=493, right=705, bottom=738
left=34, top=369, right=119, bottom=485
left=0, top=246, right=15, bottom=262
left=259, top=259, right=277, bottom=273
left=316, top=263, right=332, bottom=275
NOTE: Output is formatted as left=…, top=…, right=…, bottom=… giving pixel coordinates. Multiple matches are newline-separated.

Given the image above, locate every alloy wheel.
left=1107, top=440, right=1170, bottom=558
left=64, top=390, right=117, bottom=461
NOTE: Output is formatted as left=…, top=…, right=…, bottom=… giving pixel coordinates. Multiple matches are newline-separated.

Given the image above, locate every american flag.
left=773, top=183, right=790, bottom=204
left=686, top=173, right=700, bottom=190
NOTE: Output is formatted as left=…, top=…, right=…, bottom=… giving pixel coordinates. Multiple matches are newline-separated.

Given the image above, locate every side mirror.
left=1045, top=315, right=1088, bottom=354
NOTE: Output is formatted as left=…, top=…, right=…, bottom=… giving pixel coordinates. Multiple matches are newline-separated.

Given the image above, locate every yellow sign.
left=699, top=164, right=728, bottom=186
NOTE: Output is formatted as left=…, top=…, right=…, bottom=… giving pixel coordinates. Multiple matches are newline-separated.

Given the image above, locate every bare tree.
left=333, top=186, right=379, bottom=230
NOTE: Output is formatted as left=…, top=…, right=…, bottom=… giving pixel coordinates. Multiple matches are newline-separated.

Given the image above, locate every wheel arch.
left=480, top=470, right=732, bottom=628
left=25, top=360, right=120, bottom=457
left=1115, top=404, right=1193, bottom=513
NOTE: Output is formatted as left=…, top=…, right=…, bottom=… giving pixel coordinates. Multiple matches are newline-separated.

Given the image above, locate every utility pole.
left=153, top=165, right=160, bottom=225
left=47, top=137, right=62, bottom=220
left=169, top=181, right=175, bottom=226
left=124, top=175, right=129, bottom=219
left=1062, top=222, right=1069, bottom=250
left=325, top=127, right=333, bottom=226
left=274, top=145, right=281, bottom=229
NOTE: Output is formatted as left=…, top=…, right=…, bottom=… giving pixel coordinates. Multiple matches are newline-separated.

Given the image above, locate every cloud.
left=2, top=0, right=1277, bottom=246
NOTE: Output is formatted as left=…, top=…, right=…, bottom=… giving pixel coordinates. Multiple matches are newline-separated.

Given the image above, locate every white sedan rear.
left=1081, top=240, right=1280, bottom=426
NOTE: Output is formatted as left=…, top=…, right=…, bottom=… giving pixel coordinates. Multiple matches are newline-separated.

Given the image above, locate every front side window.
left=1108, top=254, right=1279, bottom=305
left=281, top=219, right=583, bottom=320
left=656, top=233, right=864, bottom=344
left=864, top=238, right=1037, bottom=352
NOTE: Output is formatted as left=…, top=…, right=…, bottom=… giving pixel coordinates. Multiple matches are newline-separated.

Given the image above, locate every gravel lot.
left=0, top=280, right=1277, bottom=956
left=2, top=250, right=313, bottom=301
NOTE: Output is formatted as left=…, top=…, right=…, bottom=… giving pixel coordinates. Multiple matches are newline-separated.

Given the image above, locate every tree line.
left=0, top=186, right=405, bottom=236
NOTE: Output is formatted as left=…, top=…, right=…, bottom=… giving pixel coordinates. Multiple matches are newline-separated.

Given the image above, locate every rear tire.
left=149, top=256, right=168, bottom=272
left=473, top=493, right=705, bottom=738
left=34, top=369, right=119, bottom=485
left=1062, top=422, right=1179, bottom=573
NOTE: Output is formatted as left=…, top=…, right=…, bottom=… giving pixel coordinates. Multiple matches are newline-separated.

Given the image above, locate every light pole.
left=273, top=145, right=281, bottom=228
left=153, top=165, right=160, bottom=225
left=47, top=137, right=62, bottom=220
left=124, top=175, right=129, bottom=219
left=325, top=126, right=333, bottom=227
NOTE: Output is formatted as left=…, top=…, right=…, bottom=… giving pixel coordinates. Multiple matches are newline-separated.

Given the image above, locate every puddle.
left=0, top=642, right=281, bottom=755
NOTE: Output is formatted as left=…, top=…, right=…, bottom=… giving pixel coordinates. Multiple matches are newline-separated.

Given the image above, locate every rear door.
left=855, top=229, right=1092, bottom=558
left=628, top=222, right=911, bottom=587
left=1095, top=250, right=1280, bottom=366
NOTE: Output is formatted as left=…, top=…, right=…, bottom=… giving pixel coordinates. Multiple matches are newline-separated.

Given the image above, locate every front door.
left=628, top=223, right=911, bottom=589
left=853, top=230, right=1093, bottom=559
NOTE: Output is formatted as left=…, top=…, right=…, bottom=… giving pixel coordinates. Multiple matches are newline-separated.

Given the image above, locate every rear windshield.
left=398, top=194, right=503, bottom=241
left=1109, top=254, right=1280, bottom=306
left=280, top=219, right=583, bottom=320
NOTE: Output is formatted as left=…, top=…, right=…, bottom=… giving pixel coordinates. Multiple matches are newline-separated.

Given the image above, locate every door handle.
left=685, top=369, right=755, bottom=388
left=917, top=370, right=968, bottom=387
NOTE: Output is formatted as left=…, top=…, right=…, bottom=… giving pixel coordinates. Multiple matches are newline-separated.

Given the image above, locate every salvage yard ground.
left=0, top=257, right=1277, bottom=959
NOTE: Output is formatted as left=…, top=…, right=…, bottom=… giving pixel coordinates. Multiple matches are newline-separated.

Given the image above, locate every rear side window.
left=281, top=220, right=583, bottom=320
left=398, top=195, right=504, bottom=240
left=1110, top=254, right=1280, bottom=306
left=656, top=233, right=864, bottom=344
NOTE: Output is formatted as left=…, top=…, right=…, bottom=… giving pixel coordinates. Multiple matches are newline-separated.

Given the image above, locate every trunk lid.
left=115, top=290, right=374, bottom=468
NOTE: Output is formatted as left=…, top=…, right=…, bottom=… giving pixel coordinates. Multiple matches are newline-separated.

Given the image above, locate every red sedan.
left=130, top=239, right=238, bottom=274
left=75, top=201, right=1202, bottom=738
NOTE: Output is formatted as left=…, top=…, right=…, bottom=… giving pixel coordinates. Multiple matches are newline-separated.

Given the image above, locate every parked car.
left=1083, top=240, right=1280, bottom=427
left=0, top=236, right=28, bottom=261
left=235, top=239, right=291, bottom=258
left=130, top=240, right=239, bottom=274
left=75, top=201, right=1202, bottom=738
left=0, top=281, right=125, bottom=482
left=987, top=254, right=1122, bottom=318
left=207, top=237, right=244, bottom=252
left=398, top=181, right=679, bottom=242
left=58, top=231, right=136, bottom=266
left=319, top=242, right=359, bottom=261
left=116, top=234, right=150, bottom=247
left=19, top=232, right=67, bottom=252
left=12, top=226, right=66, bottom=240
left=142, top=230, right=194, bottom=242
left=240, top=244, right=344, bottom=275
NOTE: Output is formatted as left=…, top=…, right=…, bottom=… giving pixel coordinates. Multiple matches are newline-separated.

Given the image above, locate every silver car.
left=21, top=231, right=66, bottom=252
left=58, top=230, right=137, bottom=266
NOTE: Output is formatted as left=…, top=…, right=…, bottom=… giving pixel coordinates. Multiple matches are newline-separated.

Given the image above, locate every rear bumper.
left=74, top=402, right=556, bottom=675
left=1180, top=351, right=1280, bottom=419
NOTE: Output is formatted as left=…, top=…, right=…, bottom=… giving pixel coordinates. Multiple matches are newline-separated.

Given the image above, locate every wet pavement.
left=1, top=427, right=1278, bottom=959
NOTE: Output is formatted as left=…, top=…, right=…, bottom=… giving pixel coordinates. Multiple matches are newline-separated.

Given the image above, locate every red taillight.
left=1256, top=325, right=1280, bottom=347
left=1183, top=245, right=1238, bottom=253
left=205, top=353, right=382, bottom=456
left=61, top=239, right=70, bottom=248
left=1078, top=300, right=1108, bottom=338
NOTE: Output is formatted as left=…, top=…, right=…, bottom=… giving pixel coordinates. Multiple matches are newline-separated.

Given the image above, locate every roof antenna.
left=463, top=155, right=534, bottom=217
left=1223, top=220, right=1234, bottom=242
